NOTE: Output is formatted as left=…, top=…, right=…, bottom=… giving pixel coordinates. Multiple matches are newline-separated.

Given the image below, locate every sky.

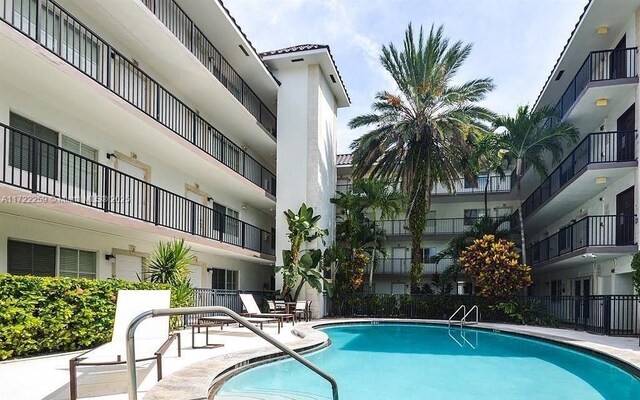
left=224, top=0, right=589, bottom=154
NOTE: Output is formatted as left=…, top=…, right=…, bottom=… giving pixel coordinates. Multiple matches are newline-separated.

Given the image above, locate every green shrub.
left=0, top=274, right=169, bottom=360
left=632, top=252, right=640, bottom=295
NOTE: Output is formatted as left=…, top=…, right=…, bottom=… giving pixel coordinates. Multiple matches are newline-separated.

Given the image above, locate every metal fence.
left=186, top=288, right=273, bottom=326
left=1, top=0, right=276, bottom=195
left=0, top=124, right=275, bottom=255
left=327, top=294, right=640, bottom=336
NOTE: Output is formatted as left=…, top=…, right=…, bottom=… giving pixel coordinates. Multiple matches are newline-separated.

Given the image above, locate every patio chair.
left=69, top=290, right=180, bottom=400
left=239, top=293, right=295, bottom=328
left=293, top=300, right=308, bottom=322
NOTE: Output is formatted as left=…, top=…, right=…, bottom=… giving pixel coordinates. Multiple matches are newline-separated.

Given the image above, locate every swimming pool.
left=217, top=323, right=640, bottom=399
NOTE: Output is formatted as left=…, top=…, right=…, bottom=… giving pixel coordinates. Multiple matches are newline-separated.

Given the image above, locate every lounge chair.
left=198, top=315, right=282, bottom=333
left=69, top=290, right=180, bottom=400
left=239, top=293, right=295, bottom=328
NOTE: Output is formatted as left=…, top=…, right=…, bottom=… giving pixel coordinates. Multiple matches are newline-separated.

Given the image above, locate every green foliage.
left=335, top=249, right=368, bottom=294
left=631, top=252, right=640, bottom=295
left=349, top=24, right=495, bottom=291
left=497, top=299, right=560, bottom=327
left=147, top=238, right=195, bottom=286
left=276, top=203, right=330, bottom=300
left=460, top=234, right=532, bottom=298
left=147, top=238, right=196, bottom=330
left=0, top=274, right=168, bottom=360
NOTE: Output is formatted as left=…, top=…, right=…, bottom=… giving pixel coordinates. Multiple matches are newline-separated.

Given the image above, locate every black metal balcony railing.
left=529, top=215, right=635, bottom=265
left=141, top=0, right=277, bottom=136
left=1, top=0, right=276, bottom=196
left=552, top=47, right=637, bottom=122
left=0, top=124, right=276, bottom=256
left=379, top=217, right=513, bottom=236
left=522, top=131, right=636, bottom=219
left=365, top=258, right=454, bottom=275
left=336, top=173, right=515, bottom=196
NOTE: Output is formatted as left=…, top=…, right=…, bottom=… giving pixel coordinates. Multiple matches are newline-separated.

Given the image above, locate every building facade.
left=0, top=0, right=348, bottom=300
left=525, top=0, right=640, bottom=297
left=336, top=0, right=640, bottom=297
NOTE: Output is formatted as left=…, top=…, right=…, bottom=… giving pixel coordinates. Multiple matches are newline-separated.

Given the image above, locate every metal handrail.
left=448, top=305, right=466, bottom=328
left=462, top=305, right=479, bottom=326
left=125, top=306, right=339, bottom=400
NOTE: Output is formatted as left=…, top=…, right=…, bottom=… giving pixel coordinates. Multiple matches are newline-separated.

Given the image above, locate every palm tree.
left=468, top=131, right=507, bottom=216
left=495, top=105, right=579, bottom=264
left=353, top=179, right=403, bottom=290
left=349, top=24, right=495, bottom=291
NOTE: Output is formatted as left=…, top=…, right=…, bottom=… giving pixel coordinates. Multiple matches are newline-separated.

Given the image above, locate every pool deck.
left=0, top=319, right=638, bottom=400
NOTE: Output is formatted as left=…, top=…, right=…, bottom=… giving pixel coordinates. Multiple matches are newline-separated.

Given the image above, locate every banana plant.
left=275, top=203, right=331, bottom=301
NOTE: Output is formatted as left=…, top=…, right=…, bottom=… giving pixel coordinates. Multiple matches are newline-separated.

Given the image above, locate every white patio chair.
left=68, top=290, right=180, bottom=400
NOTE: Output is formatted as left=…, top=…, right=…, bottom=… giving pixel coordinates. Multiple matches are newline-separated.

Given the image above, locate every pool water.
left=217, top=324, right=640, bottom=399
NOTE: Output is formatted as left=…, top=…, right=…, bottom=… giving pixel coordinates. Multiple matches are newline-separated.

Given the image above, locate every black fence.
left=141, top=0, right=277, bottom=136
left=522, top=131, right=636, bottom=219
left=379, top=217, right=514, bottom=236
left=327, top=294, right=640, bottom=336
left=365, top=258, right=453, bottom=275
left=186, top=288, right=273, bottom=326
left=552, top=48, right=638, bottom=122
left=0, top=124, right=275, bottom=255
left=1, top=0, right=276, bottom=196
left=529, top=215, right=636, bottom=265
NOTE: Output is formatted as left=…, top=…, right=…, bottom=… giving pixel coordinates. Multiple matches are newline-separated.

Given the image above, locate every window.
left=464, top=209, right=485, bottom=225
left=211, top=268, right=238, bottom=290
left=61, top=135, right=98, bottom=192
left=213, top=202, right=239, bottom=238
left=59, top=248, right=97, bottom=279
left=421, top=247, right=437, bottom=263
left=7, top=239, right=56, bottom=277
left=464, top=176, right=479, bottom=189
left=551, top=280, right=562, bottom=300
left=9, top=113, right=59, bottom=179
left=62, top=20, right=101, bottom=80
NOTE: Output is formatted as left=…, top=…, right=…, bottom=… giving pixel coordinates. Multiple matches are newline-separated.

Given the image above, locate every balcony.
left=522, top=131, right=636, bottom=227
left=379, top=217, right=514, bottom=237
left=529, top=215, right=636, bottom=267
left=552, top=47, right=637, bottom=123
left=0, top=0, right=276, bottom=196
left=0, top=124, right=276, bottom=256
left=365, top=258, right=454, bottom=276
left=336, top=173, right=514, bottom=197
left=141, top=0, right=277, bottom=136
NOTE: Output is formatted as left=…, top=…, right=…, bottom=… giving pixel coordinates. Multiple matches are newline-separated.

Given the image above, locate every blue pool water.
left=218, top=324, right=640, bottom=399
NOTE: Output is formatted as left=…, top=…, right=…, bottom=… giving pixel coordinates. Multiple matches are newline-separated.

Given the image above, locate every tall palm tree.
left=349, top=24, right=495, bottom=291
left=468, top=131, right=507, bottom=215
left=353, top=179, right=403, bottom=290
left=495, top=105, right=579, bottom=264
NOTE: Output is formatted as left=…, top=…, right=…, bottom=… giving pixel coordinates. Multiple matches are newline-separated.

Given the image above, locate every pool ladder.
left=447, top=305, right=479, bottom=348
left=447, top=305, right=479, bottom=329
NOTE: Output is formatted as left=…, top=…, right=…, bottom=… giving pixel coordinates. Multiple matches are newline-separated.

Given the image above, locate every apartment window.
left=7, top=239, right=56, bottom=277
left=59, top=247, right=97, bottom=279
left=464, top=209, right=485, bottom=226
left=61, top=135, right=99, bottom=192
left=211, top=268, right=238, bottom=290
left=62, top=20, right=101, bottom=79
left=421, top=247, right=437, bottom=264
left=464, top=176, right=479, bottom=189
left=226, top=208, right=240, bottom=237
left=212, top=202, right=240, bottom=237
left=9, top=113, right=59, bottom=179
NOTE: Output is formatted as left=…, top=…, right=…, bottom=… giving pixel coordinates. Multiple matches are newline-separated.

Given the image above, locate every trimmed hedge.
left=0, top=274, right=170, bottom=360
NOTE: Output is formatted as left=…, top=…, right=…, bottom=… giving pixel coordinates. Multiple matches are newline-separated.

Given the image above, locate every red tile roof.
left=336, top=153, right=352, bottom=166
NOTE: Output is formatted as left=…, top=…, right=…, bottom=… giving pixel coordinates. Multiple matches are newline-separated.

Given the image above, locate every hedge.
left=0, top=274, right=170, bottom=360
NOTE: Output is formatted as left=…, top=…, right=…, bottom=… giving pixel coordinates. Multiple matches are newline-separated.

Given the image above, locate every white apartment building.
left=524, top=0, right=639, bottom=298
left=336, top=155, right=519, bottom=295
left=0, top=0, right=348, bottom=301
left=336, top=0, right=640, bottom=297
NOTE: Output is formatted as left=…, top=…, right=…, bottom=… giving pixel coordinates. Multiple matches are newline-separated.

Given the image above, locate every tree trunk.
left=369, top=217, right=376, bottom=292
left=293, top=279, right=304, bottom=302
left=408, top=182, right=429, bottom=293
left=484, top=171, right=491, bottom=217
left=517, top=178, right=527, bottom=265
